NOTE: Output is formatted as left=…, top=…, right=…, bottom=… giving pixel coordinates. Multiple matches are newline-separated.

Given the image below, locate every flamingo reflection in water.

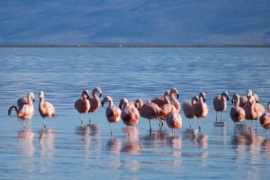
left=39, top=128, right=55, bottom=158
left=232, top=124, right=264, bottom=154
left=121, top=126, right=140, bottom=154
left=106, top=138, right=122, bottom=154
left=183, top=128, right=208, bottom=149
left=17, top=129, right=35, bottom=156
left=75, top=124, right=100, bottom=136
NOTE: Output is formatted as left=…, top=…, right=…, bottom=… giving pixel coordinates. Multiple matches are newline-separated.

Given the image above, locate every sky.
left=0, top=0, right=270, bottom=45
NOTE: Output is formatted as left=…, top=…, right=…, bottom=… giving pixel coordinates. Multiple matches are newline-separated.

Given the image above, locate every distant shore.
left=0, top=44, right=269, bottom=48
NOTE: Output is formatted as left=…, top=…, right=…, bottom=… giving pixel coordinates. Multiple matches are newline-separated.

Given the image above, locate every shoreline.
left=0, top=44, right=270, bottom=48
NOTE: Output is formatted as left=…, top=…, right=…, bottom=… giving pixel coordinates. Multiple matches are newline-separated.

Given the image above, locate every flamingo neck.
left=171, top=94, right=180, bottom=111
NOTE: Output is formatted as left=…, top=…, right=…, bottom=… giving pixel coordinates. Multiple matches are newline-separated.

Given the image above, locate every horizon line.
left=0, top=44, right=270, bottom=48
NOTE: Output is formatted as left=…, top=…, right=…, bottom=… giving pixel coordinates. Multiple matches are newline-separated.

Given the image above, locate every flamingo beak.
left=227, top=97, right=229, bottom=101
left=99, top=93, right=102, bottom=98
left=176, top=94, right=179, bottom=99
left=101, top=101, right=104, bottom=107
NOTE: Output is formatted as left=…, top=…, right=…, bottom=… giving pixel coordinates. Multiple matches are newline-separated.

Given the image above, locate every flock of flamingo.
left=7, top=87, right=270, bottom=136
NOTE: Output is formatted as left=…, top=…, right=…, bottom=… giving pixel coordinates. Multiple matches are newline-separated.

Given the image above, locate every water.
left=0, top=47, right=270, bottom=179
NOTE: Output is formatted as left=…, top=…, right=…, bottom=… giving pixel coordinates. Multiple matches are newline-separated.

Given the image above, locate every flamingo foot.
left=111, top=131, right=113, bottom=136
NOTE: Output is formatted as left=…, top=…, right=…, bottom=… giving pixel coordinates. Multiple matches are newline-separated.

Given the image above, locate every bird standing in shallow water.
left=38, top=91, right=56, bottom=129
left=260, top=101, right=270, bottom=135
left=135, top=99, right=166, bottom=133
left=119, top=98, right=140, bottom=127
left=101, top=96, right=121, bottom=135
left=17, top=92, right=36, bottom=128
left=192, top=92, right=208, bottom=132
left=88, top=87, right=102, bottom=124
left=182, top=96, right=199, bottom=128
left=213, top=91, right=229, bottom=121
left=166, top=108, right=182, bottom=134
left=245, top=95, right=265, bottom=132
left=8, top=92, right=35, bottom=115
left=230, top=93, right=246, bottom=131
left=74, top=90, right=91, bottom=125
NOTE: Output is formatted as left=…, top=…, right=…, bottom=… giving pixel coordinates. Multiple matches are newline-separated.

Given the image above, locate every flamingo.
left=101, top=96, right=121, bottom=135
left=151, top=88, right=180, bottom=109
left=213, top=91, right=229, bottom=121
left=245, top=95, right=265, bottom=132
left=166, top=108, right=182, bottom=134
left=230, top=93, right=246, bottom=131
left=135, top=99, right=166, bottom=132
left=240, top=89, right=253, bottom=108
left=74, top=90, right=91, bottom=125
left=17, top=92, right=36, bottom=128
left=88, top=87, right=102, bottom=123
left=119, top=98, right=139, bottom=127
left=160, top=88, right=180, bottom=128
left=182, top=96, right=199, bottom=128
left=8, top=92, right=35, bottom=115
left=38, top=91, right=56, bottom=129
left=192, top=92, right=209, bottom=131
left=151, top=90, right=170, bottom=108
left=260, top=101, right=270, bottom=135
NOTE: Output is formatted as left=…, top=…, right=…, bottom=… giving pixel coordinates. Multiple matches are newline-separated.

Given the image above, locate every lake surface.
left=0, top=47, right=270, bottom=179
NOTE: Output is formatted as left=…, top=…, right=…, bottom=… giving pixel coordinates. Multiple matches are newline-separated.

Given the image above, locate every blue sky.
left=0, top=0, right=270, bottom=45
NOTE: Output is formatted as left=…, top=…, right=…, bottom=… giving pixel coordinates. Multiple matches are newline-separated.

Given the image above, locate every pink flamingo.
left=240, top=89, right=253, bottom=108
left=101, top=96, right=121, bottom=135
left=213, top=91, right=229, bottom=121
left=151, top=90, right=170, bottom=108
left=119, top=98, right=140, bottom=127
left=151, top=88, right=180, bottom=108
left=88, top=87, right=103, bottom=123
left=166, top=108, right=182, bottom=133
left=8, top=92, right=35, bottom=115
left=260, top=101, right=270, bottom=135
left=230, top=93, right=246, bottom=131
left=160, top=88, right=180, bottom=128
left=135, top=99, right=166, bottom=132
left=182, top=96, right=199, bottom=128
left=192, top=92, right=209, bottom=131
left=74, top=90, right=91, bottom=125
left=38, top=91, right=56, bottom=129
left=245, top=95, right=265, bottom=132
left=17, top=92, right=36, bottom=128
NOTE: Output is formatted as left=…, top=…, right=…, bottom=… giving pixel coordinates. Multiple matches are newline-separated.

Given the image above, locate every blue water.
left=0, top=47, right=270, bottom=179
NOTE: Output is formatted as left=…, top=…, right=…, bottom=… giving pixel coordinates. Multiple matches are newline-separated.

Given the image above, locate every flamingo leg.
left=23, top=120, right=26, bottom=129
left=88, top=113, right=91, bottom=124
left=198, top=118, right=201, bottom=132
left=80, top=114, right=83, bottom=125
left=216, top=112, right=217, bottom=122
left=149, top=119, right=152, bottom=133
left=44, top=118, right=47, bottom=129
left=110, top=123, right=113, bottom=136
left=189, top=118, right=191, bottom=128
left=159, top=120, right=163, bottom=131
left=255, top=120, right=258, bottom=133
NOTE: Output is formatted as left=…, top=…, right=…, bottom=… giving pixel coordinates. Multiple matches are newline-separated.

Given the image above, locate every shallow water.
left=0, top=47, right=270, bottom=179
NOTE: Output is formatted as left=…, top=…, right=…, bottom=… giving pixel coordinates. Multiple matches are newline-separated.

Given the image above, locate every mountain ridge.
left=0, top=0, right=270, bottom=45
